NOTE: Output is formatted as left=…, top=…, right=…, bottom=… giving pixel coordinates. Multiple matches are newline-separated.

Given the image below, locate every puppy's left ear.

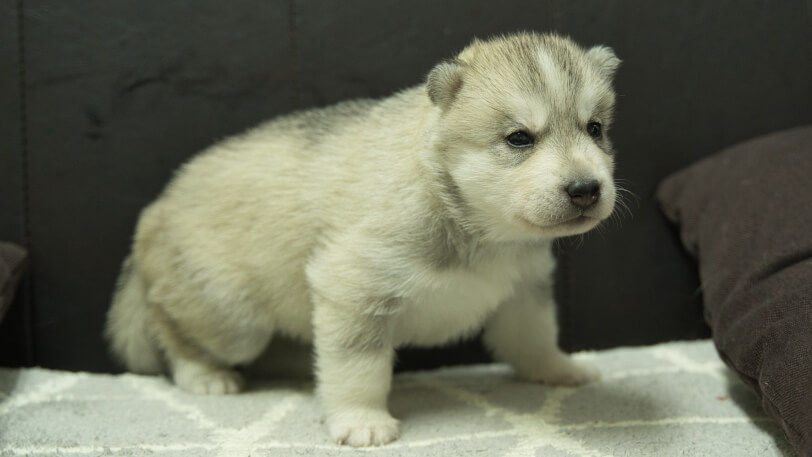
left=426, top=59, right=465, bottom=110
left=586, top=46, right=621, bottom=79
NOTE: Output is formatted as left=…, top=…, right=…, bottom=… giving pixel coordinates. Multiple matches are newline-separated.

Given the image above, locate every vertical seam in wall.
left=287, top=0, right=302, bottom=109
left=16, top=0, right=34, bottom=365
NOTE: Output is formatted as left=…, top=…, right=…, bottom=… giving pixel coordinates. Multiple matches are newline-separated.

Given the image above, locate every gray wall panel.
left=0, top=0, right=31, bottom=367
left=0, top=1, right=23, bottom=243
left=1, top=0, right=810, bottom=371
left=22, top=0, right=293, bottom=371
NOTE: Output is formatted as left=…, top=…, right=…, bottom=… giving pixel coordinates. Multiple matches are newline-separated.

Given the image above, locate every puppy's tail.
left=105, top=255, right=163, bottom=374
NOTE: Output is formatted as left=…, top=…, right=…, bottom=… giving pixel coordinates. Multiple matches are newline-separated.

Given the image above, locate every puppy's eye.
left=506, top=131, right=534, bottom=148
left=586, top=122, right=602, bottom=139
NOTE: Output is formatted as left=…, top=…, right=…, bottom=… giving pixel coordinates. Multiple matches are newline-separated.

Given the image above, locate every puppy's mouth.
left=518, top=213, right=599, bottom=232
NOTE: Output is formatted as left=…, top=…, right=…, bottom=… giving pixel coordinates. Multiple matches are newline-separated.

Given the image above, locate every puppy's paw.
left=175, top=367, right=244, bottom=395
left=522, top=359, right=601, bottom=387
left=327, top=409, right=400, bottom=447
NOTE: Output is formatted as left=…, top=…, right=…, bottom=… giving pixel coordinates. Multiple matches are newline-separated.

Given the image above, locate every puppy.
left=106, top=32, right=620, bottom=447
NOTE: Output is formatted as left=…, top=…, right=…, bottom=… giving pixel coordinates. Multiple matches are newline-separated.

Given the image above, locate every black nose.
left=567, top=180, right=601, bottom=209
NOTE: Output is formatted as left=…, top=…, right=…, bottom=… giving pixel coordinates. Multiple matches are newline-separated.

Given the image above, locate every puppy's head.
left=427, top=33, right=620, bottom=241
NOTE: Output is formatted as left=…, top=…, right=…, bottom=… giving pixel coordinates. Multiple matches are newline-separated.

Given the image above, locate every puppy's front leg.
left=484, top=282, right=600, bottom=386
left=312, top=294, right=399, bottom=447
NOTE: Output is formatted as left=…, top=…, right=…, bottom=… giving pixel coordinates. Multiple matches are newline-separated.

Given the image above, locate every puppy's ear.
left=586, top=46, right=621, bottom=79
left=426, top=59, right=464, bottom=110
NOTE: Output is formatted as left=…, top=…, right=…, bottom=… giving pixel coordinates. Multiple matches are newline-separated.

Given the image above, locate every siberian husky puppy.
left=107, top=32, right=620, bottom=447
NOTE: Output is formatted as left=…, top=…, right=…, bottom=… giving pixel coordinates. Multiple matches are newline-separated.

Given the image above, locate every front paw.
left=521, top=359, right=601, bottom=386
left=327, top=408, right=400, bottom=447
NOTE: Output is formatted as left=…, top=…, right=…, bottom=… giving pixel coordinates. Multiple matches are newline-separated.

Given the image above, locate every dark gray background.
left=1, top=0, right=810, bottom=372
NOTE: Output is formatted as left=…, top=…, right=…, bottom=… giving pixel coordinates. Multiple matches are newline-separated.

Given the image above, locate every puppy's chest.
left=392, top=251, right=537, bottom=347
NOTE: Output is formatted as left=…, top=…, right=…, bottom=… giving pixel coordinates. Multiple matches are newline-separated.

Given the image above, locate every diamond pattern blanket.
left=0, top=340, right=796, bottom=456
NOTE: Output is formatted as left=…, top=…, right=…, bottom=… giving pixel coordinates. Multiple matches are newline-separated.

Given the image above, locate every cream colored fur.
left=106, top=32, right=621, bottom=447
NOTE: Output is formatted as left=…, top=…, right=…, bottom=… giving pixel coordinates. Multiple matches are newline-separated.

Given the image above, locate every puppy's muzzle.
left=567, top=180, right=601, bottom=209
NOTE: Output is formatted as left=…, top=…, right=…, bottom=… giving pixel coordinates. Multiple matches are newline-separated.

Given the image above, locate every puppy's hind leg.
left=148, top=287, right=273, bottom=395
left=168, top=352, right=246, bottom=395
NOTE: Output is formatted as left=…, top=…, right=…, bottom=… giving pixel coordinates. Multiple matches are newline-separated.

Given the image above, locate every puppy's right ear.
left=426, top=59, right=464, bottom=110
left=586, top=46, right=621, bottom=80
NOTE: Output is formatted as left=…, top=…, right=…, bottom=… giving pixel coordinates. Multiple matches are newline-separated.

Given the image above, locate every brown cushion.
left=657, top=126, right=812, bottom=456
left=0, top=241, right=28, bottom=323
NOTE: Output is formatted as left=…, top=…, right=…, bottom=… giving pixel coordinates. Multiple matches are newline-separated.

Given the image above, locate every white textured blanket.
left=0, top=340, right=796, bottom=456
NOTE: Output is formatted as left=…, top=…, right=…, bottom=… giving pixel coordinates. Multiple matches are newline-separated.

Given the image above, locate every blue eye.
left=506, top=131, right=534, bottom=148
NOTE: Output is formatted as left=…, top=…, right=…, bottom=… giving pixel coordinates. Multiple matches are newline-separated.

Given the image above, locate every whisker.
left=596, top=179, right=639, bottom=232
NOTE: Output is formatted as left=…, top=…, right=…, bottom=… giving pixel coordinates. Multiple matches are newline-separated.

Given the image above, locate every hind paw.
left=172, top=359, right=244, bottom=395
